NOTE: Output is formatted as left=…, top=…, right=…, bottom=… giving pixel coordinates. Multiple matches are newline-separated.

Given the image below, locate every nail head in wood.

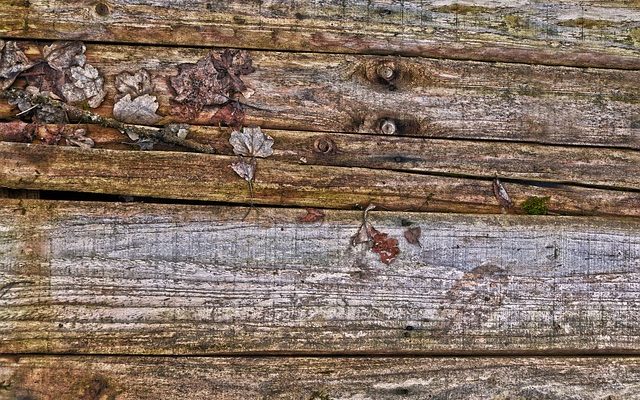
left=313, top=136, right=336, bottom=154
left=380, top=119, right=397, bottom=135
left=376, top=64, right=395, bottom=81
left=95, top=2, right=110, bottom=16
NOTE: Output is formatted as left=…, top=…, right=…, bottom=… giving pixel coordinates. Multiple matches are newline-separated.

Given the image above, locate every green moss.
left=521, top=196, right=550, bottom=215
left=433, top=4, right=491, bottom=14
left=630, top=28, right=640, bottom=46
left=558, top=18, right=613, bottom=29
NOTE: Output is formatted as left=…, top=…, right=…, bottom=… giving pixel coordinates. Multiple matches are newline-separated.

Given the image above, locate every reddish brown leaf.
left=36, top=125, right=63, bottom=145
left=298, top=208, right=325, bottom=223
left=212, top=102, right=245, bottom=128
left=370, top=227, right=400, bottom=265
left=404, top=226, right=422, bottom=246
left=0, top=121, right=35, bottom=143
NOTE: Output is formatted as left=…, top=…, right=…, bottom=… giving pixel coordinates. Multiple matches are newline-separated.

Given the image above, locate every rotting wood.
left=1, top=199, right=640, bottom=354
left=1, top=1, right=640, bottom=69
left=3, top=123, right=639, bottom=191
left=2, top=356, right=640, bottom=399
left=2, top=42, right=640, bottom=148
left=1, top=142, right=640, bottom=215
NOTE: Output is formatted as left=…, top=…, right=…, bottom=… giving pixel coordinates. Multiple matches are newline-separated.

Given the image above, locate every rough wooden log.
left=4, top=123, right=639, bottom=191
left=3, top=42, right=640, bottom=148
left=1, top=142, right=639, bottom=215
left=1, top=199, right=640, bottom=355
left=2, top=356, right=640, bottom=399
left=1, top=1, right=640, bottom=69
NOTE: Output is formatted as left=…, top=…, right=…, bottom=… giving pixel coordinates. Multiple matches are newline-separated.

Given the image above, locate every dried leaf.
left=22, top=63, right=66, bottom=100
left=0, top=121, right=35, bottom=142
left=492, top=177, right=513, bottom=209
left=62, top=64, right=106, bottom=108
left=0, top=40, right=34, bottom=89
left=229, top=126, right=274, bottom=158
left=404, top=226, right=422, bottom=246
left=370, top=227, right=400, bottom=265
left=170, top=49, right=254, bottom=117
left=115, top=69, right=153, bottom=100
left=64, top=128, right=94, bottom=149
left=165, top=123, right=190, bottom=140
left=298, top=208, right=325, bottom=223
left=113, top=94, right=161, bottom=125
left=36, top=125, right=63, bottom=145
left=212, top=102, right=245, bottom=128
left=42, top=41, right=86, bottom=72
left=231, top=158, right=256, bottom=181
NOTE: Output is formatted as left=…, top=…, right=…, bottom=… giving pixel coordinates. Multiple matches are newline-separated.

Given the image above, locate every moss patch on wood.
left=521, top=196, right=550, bottom=215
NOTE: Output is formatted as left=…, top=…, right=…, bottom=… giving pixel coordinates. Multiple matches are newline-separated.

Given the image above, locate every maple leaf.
left=370, top=227, right=400, bottom=265
left=42, top=41, right=86, bottom=72
left=115, top=69, right=154, bottom=101
left=492, top=176, right=513, bottom=209
left=0, top=40, right=34, bottom=90
left=229, top=126, right=274, bottom=158
left=230, top=157, right=256, bottom=181
left=298, top=208, right=325, bottom=223
left=62, top=64, right=106, bottom=108
left=113, top=94, right=161, bottom=125
left=211, top=49, right=255, bottom=94
left=404, top=226, right=422, bottom=246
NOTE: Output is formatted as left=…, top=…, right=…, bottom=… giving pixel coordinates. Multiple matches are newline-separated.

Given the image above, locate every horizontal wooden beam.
left=2, top=356, right=640, bottom=399
left=3, top=41, right=640, bottom=148
left=1, top=142, right=639, bottom=215
left=1, top=1, right=640, bottom=69
left=1, top=199, right=639, bottom=355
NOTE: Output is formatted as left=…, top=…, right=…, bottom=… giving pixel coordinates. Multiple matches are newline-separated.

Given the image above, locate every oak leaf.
left=370, top=227, right=400, bottom=265
left=42, top=41, right=86, bottom=72
left=0, top=40, right=34, bottom=89
left=62, top=64, right=106, bottom=108
left=229, top=126, right=274, bottom=158
left=113, top=94, right=161, bottom=125
left=115, top=69, right=154, bottom=101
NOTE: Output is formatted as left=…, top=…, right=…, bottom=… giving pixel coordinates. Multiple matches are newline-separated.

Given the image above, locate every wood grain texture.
left=1, top=0, right=640, bottom=69
left=2, top=356, right=640, bottom=399
left=6, top=123, right=639, bottom=191
left=1, top=199, right=640, bottom=355
left=1, top=142, right=640, bottom=215
left=4, top=41, right=640, bottom=148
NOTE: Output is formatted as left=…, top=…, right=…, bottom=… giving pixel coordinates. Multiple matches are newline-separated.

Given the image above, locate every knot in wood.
left=313, top=136, right=336, bottom=154
left=95, top=2, right=110, bottom=16
left=379, top=119, right=397, bottom=135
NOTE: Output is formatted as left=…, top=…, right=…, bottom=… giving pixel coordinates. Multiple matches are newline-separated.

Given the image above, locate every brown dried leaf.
left=351, top=221, right=374, bottom=246
left=115, top=69, right=153, bottom=101
left=231, top=157, right=256, bottom=181
left=370, top=227, right=400, bottom=265
left=62, top=64, right=106, bottom=108
left=42, top=41, right=86, bottom=72
left=0, top=121, right=35, bottom=142
left=0, top=40, right=34, bottom=89
left=298, top=208, right=325, bottom=223
left=211, top=49, right=255, bottom=94
left=404, top=226, right=422, bottom=246
left=229, top=126, right=274, bottom=158
left=36, top=125, right=63, bottom=145
left=113, top=94, right=161, bottom=125
left=212, top=102, right=245, bottom=128
left=64, top=128, right=94, bottom=149
left=22, top=63, right=66, bottom=100
left=492, top=177, right=513, bottom=209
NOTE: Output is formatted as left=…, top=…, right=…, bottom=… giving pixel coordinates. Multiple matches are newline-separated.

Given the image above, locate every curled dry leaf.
left=404, top=226, right=422, bottom=246
left=113, top=94, right=161, bottom=125
left=0, top=121, right=35, bottom=143
left=231, top=157, right=256, bottom=181
left=36, top=125, right=63, bottom=145
left=492, top=176, right=513, bottom=209
left=64, top=128, right=94, bottom=149
left=0, top=40, right=34, bottom=89
left=22, top=63, right=66, bottom=100
left=298, top=208, right=325, bottom=223
left=212, top=102, right=245, bottom=128
left=42, top=41, right=86, bottom=72
left=62, top=64, right=106, bottom=108
left=229, top=126, right=274, bottom=158
left=115, top=69, right=154, bottom=100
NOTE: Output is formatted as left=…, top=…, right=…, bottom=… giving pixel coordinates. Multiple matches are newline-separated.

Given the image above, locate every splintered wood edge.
left=2, top=356, right=640, bottom=399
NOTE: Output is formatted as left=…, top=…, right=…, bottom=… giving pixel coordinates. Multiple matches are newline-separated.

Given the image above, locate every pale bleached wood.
left=1, top=142, right=640, bottom=215
left=2, top=356, right=640, bottom=399
left=6, top=123, right=638, bottom=191
left=4, top=41, right=640, bottom=148
left=1, top=199, right=639, bottom=354
left=1, top=1, right=640, bottom=69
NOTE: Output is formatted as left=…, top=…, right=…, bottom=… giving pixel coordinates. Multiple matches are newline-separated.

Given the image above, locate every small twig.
left=1, top=88, right=216, bottom=154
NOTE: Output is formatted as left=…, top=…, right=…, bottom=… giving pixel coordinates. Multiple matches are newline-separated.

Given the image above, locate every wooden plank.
left=2, top=356, right=640, bottom=399
left=4, top=41, right=640, bottom=148
left=1, top=1, right=640, bottom=69
left=1, top=142, right=640, bottom=215
left=1, top=199, right=640, bottom=354
left=7, top=124, right=639, bottom=191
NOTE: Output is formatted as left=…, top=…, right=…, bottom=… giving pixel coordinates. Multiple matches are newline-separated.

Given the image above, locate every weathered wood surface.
left=3, top=42, right=640, bottom=148
left=2, top=142, right=640, bottom=215
left=2, top=1, right=640, bottom=69
left=1, top=199, right=640, bottom=354
left=2, top=356, right=640, bottom=399
left=5, top=123, right=639, bottom=191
